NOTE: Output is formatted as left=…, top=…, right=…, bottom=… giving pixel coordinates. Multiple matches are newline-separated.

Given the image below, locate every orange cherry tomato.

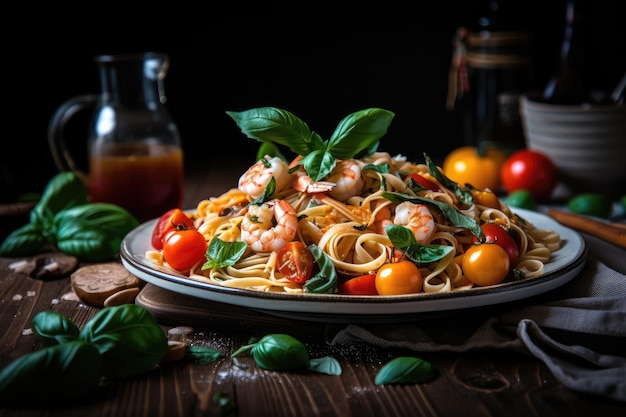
left=337, top=274, right=378, bottom=295
left=375, top=260, right=423, bottom=295
left=162, top=228, right=208, bottom=272
left=473, top=223, right=519, bottom=267
left=442, top=146, right=506, bottom=191
left=276, top=241, right=315, bottom=284
left=462, top=244, right=510, bottom=287
left=151, top=208, right=195, bottom=250
left=470, top=189, right=501, bottom=210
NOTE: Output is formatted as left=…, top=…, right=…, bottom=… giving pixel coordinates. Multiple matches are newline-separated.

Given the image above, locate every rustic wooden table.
left=1, top=159, right=624, bottom=417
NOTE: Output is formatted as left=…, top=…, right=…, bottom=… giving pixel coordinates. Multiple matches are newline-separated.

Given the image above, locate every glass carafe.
left=48, top=52, right=184, bottom=223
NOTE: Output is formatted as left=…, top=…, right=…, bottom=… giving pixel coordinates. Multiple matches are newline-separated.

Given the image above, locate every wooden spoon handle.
left=547, top=209, right=626, bottom=250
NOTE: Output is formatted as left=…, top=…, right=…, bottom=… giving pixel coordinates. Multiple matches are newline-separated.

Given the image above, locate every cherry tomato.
left=404, top=173, right=440, bottom=192
left=474, top=223, right=519, bottom=267
left=470, top=189, right=501, bottom=210
left=500, top=149, right=558, bottom=202
left=337, top=274, right=378, bottom=295
left=151, top=208, right=195, bottom=250
left=375, top=260, right=423, bottom=295
left=442, top=146, right=506, bottom=191
left=462, top=244, right=510, bottom=287
left=276, top=241, right=315, bottom=284
left=162, top=228, right=208, bottom=272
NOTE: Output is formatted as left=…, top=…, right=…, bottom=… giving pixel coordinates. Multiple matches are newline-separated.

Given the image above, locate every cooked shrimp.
left=393, top=202, right=435, bottom=244
left=291, top=165, right=335, bottom=194
left=326, top=160, right=364, bottom=201
left=238, top=155, right=292, bottom=199
left=240, top=199, right=298, bottom=252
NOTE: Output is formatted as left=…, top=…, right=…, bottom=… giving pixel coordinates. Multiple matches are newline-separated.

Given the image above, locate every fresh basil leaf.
left=256, top=141, right=288, bottom=163
left=0, top=341, right=102, bottom=405
left=202, top=238, right=247, bottom=269
left=226, top=107, right=315, bottom=156
left=186, top=345, right=224, bottom=364
left=363, top=163, right=389, bottom=174
left=326, top=108, right=395, bottom=160
left=382, top=192, right=484, bottom=240
left=301, top=149, right=337, bottom=183
left=0, top=223, right=52, bottom=257
left=423, top=153, right=472, bottom=206
left=231, top=334, right=310, bottom=371
left=375, top=356, right=436, bottom=385
left=385, top=225, right=454, bottom=264
left=303, top=244, right=337, bottom=294
left=31, top=310, right=80, bottom=347
left=31, top=172, right=89, bottom=228
left=309, top=357, right=342, bottom=375
left=54, top=203, right=139, bottom=262
left=79, top=304, right=168, bottom=379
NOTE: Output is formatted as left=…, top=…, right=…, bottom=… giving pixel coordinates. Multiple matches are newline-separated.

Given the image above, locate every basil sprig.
left=385, top=225, right=454, bottom=264
left=0, top=172, right=138, bottom=262
left=226, top=107, right=395, bottom=182
left=231, top=333, right=341, bottom=376
left=0, top=305, right=168, bottom=405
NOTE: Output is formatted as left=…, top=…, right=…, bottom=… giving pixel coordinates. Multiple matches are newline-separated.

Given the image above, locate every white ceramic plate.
left=120, top=208, right=586, bottom=323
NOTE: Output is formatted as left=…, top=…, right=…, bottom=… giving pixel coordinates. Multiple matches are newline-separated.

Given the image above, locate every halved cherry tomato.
left=162, top=228, right=208, bottom=272
left=276, top=241, right=315, bottom=284
left=473, top=223, right=519, bottom=267
left=375, top=260, right=423, bottom=295
left=462, top=244, right=510, bottom=287
left=404, top=173, right=440, bottom=192
left=337, top=274, right=378, bottom=295
left=151, top=208, right=195, bottom=250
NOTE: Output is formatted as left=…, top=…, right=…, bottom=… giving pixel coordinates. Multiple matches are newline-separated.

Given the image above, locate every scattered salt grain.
left=12, top=294, right=22, bottom=301
left=8, top=260, right=29, bottom=273
left=26, top=291, right=36, bottom=297
left=51, top=299, right=60, bottom=305
left=22, top=328, right=33, bottom=336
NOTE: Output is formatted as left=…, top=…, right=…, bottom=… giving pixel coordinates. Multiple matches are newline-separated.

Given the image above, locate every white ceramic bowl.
left=520, top=94, right=626, bottom=197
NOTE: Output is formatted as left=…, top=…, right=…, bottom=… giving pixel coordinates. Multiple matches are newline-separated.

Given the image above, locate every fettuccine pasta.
left=146, top=151, right=561, bottom=295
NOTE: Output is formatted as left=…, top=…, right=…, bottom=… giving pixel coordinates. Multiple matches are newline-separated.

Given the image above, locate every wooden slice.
left=71, top=262, right=141, bottom=307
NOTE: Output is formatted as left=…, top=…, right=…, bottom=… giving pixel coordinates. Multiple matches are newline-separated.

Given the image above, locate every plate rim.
left=120, top=207, right=587, bottom=318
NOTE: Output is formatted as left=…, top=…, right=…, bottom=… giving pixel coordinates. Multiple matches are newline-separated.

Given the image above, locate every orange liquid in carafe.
left=89, top=143, right=184, bottom=223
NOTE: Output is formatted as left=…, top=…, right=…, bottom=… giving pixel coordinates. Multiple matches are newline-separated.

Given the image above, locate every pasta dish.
left=145, top=107, right=561, bottom=296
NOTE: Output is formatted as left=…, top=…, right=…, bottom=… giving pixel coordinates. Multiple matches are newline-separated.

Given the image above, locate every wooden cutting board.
left=135, top=284, right=327, bottom=340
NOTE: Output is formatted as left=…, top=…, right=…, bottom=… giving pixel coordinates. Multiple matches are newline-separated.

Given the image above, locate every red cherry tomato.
left=276, top=241, right=315, bottom=284
left=462, top=244, right=510, bottom=287
left=162, top=228, right=208, bottom=272
left=375, top=260, right=423, bottom=295
left=337, top=274, right=378, bottom=295
left=474, top=223, right=519, bottom=267
left=404, top=173, right=440, bottom=192
left=151, top=208, right=195, bottom=250
left=500, top=149, right=558, bottom=202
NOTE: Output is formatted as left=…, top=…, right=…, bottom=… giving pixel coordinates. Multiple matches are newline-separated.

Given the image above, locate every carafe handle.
left=47, top=94, right=98, bottom=186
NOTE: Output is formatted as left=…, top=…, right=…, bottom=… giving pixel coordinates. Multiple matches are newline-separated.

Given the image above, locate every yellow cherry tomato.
left=375, top=260, right=423, bottom=295
left=442, top=146, right=506, bottom=191
left=462, top=244, right=510, bottom=287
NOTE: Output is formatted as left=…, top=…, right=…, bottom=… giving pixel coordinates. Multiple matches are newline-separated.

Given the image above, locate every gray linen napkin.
left=328, top=250, right=626, bottom=402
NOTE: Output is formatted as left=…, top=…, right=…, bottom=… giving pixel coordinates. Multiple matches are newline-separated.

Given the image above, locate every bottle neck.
left=542, top=0, right=589, bottom=104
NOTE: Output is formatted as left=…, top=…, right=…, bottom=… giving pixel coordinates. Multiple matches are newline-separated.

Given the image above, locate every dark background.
left=3, top=0, right=625, bottom=201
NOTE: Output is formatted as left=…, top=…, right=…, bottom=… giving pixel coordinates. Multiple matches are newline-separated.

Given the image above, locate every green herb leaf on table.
left=375, top=356, right=436, bottom=385
left=31, top=310, right=80, bottom=346
left=231, top=334, right=310, bottom=371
